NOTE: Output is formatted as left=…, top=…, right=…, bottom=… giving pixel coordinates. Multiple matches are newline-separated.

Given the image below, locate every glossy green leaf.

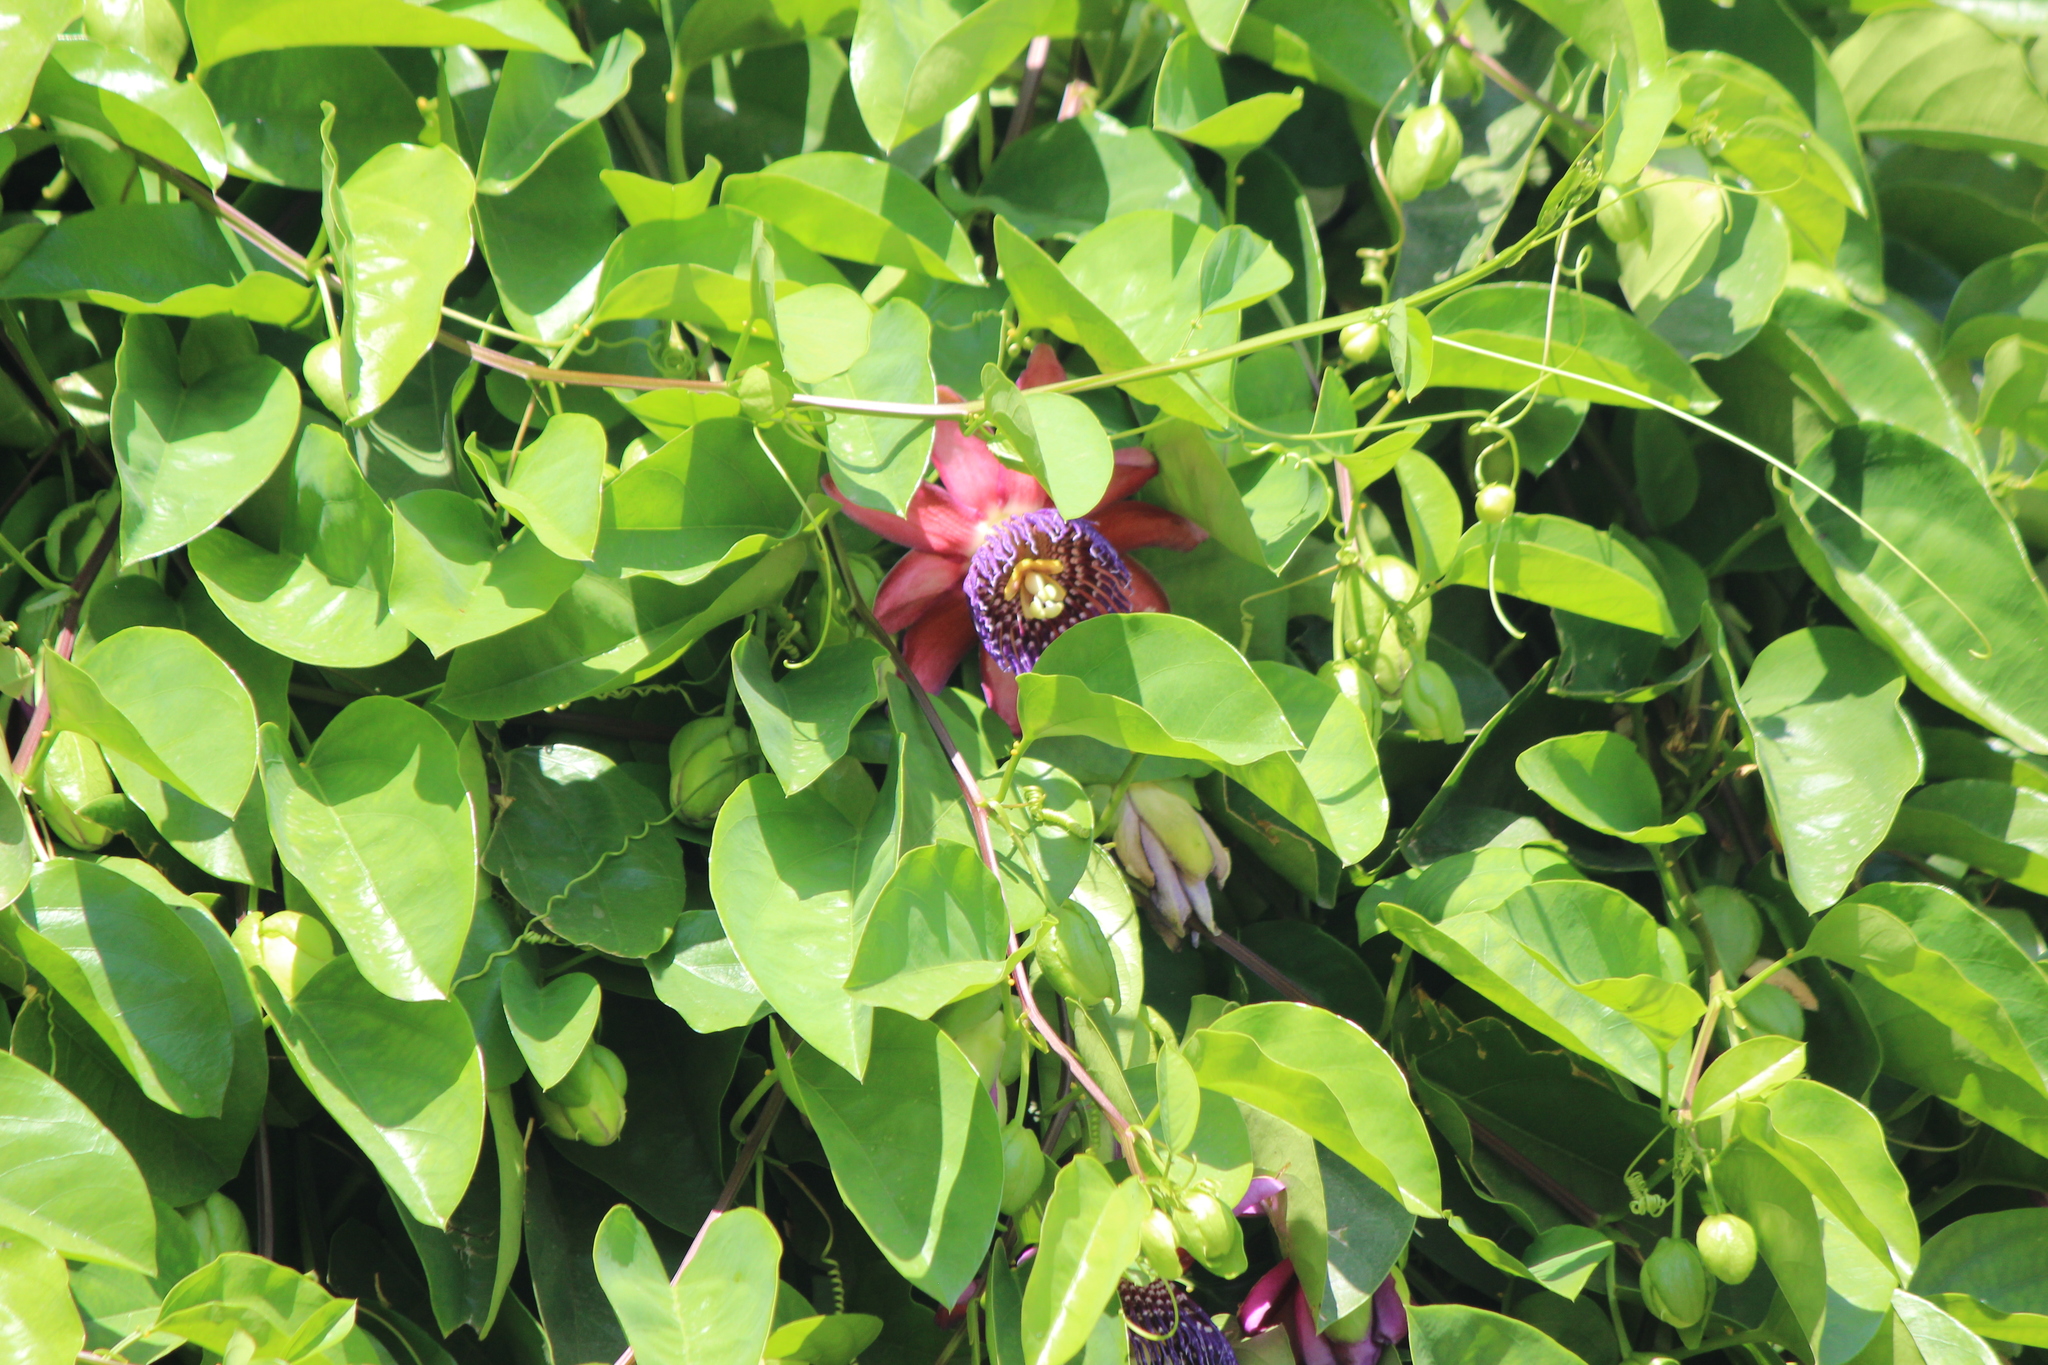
left=1146, top=420, right=1327, bottom=573
left=502, top=959, right=601, bottom=1091
left=1912, top=1209, right=2048, bottom=1348
left=1514, top=730, right=1704, bottom=843
left=0, top=204, right=312, bottom=323
left=849, top=0, right=1049, bottom=150
left=1715, top=1139, right=1827, bottom=1346
left=1427, top=283, right=1719, bottom=413
left=323, top=133, right=475, bottom=419
left=1407, top=1304, right=1582, bottom=1365
left=1735, top=626, right=1921, bottom=912
left=1153, top=30, right=1302, bottom=162
left=722, top=152, right=984, bottom=284
left=0, top=1049, right=155, bottom=1273
left=111, top=315, right=298, bottom=564
left=473, top=120, right=618, bottom=345
left=481, top=745, right=686, bottom=959
left=1219, top=661, right=1388, bottom=865
left=942, top=111, right=1219, bottom=242
left=1394, top=448, right=1461, bottom=582
left=1737, top=1077, right=1919, bottom=1281
left=0, top=0, right=80, bottom=130
left=810, top=297, right=938, bottom=516
left=189, top=423, right=411, bottom=669
left=185, top=0, right=586, bottom=69
left=477, top=29, right=643, bottom=195
left=1189, top=1001, right=1440, bottom=1215
left=1780, top=422, right=2048, bottom=754
left=1854, top=972, right=2048, bottom=1159
left=1808, top=881, right=2048, bottom=1097
left=1886, top=781, right=2048, bottom=895
left=5, top=858, right=233, bottom=1118
left=1020, top=1157, right=1149, bottom=1365
left=253, top=955, right=484, bottom=1230
left=1016, top=613, right=1300, bottom=767
left=602, top=161, right=721, bottom=225
left=1942, top=245, right=2048, bottom=361
left=731, top=632, right=887, bottom=793
left=33, top=36, right=226, bottom=186
left=48, top=625, right=256, bottom=816
left=1692, top=1036, right=1806, bottom=1120
left=646, top=910, right=769, bottom=1035
left=1518, top=0, right=1665, bottom=74
left=151, top=1252, right=355, bottom=1357
left=389, top=491, right=581, bottom=655
left=399, top=1086, right=523, bottom=1337
left=1834, top=7, right=2048, bottom=161
left=588, top=208, right=845, bottom=335
left=784, top=1010, right=1003, bottom=1305
left=260, top=698, right=477, bottom=1002
left=979, top=367, right=1114, bottom=520
left=595, top=418, right=809, bottom=585
left=437, top=540, right=807, bottom=719
left=845, top=842, right=1008, bottom=1018
left=593, top=1204, right=780, bottom=1365
left=0, top=1234, right=81, bottom=1365
left=774, top=285, right=872, bottom=385
left=1442, top=514, right=1678, bottom=638
left=203, top=47, right=420, bottom=189
left=477, top=413, right=605, bottom=564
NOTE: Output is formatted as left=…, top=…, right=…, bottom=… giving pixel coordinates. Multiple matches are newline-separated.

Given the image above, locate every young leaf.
left=1021, top=1157, right=1149, bottom=1365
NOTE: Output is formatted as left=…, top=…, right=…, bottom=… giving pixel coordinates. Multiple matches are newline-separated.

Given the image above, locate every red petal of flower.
left=1018, top=344, right=1066, bottom=389
left=824, top=473, right=987, bottom=556
left=1240, top=1261, right=1299, bottom=1335
left=980, top=650, right=1021, bottom=733
left=1127, top=560, right=1170, bottom=612
left=873, top=550, right=967, bottom=632
left=1094, top=500, right=1209, bottom=553
left=1090, top=447, right=1158, bottom=512
left=902, top=595, right=977, bottom=692
left=931, top=417, right=1049, bottom=522
left=1292, top=1287, right=1340, bottom=1365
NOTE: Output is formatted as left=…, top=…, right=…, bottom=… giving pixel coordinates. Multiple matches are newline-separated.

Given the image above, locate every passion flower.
left=1119, top=1279, right=1235, bottom=1365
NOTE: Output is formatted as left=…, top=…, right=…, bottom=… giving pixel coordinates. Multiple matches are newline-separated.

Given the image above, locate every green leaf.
left=731, top=632, right=887, bottom=794
left=474, top=120, right=619, bottom=346
left=774, top=285, right=873, bottom=385
left=1218, top=662, right=1388, bottom=865
left=709, top=773, right=873, bottom=1076
left=1737, top=1078, right=1920, bottom=1282
left=389, top=492, right=580, bottom=655
left=1733, top=626, right=1921, bottom=912
left=0, top=203, right=312, bottom=324
left=1644, top=183, right=1790, bottom=362
left=1514, top=730, right=1705, bottom=843
left=1016, top=613, right=1300, bottom=766
left=783, top=1010, right=1003, bottom=1305
left=185, top=0, right=586, bottom=69
left=323, top=132, right=475, bottom=420
left=1692, top=1036, right=1806, bottom=1120
left=437, top=541, right=808, bottom=719
left=111, top=315, right=299, bottom=564
left=849, top=0, right=1051, bottom=150
left=0, top=1049, right=155, bottom=1273
left=941, top=111, right=1219, bottom=242
left=1833, top=8, right=2048, bottom=162
left=1780, top=421, right=2048, bottom=755
left=33, top=36, right=226, bottom=186
left=1889, top=1291, right=2007, bottom=1365
left=477, top=29, right=643, bottom=195
left=1020, top=1157, right=1149, bottom=1365
left=588, top=208, right=845, bottom=335
left=398, top=1086, right=522, bottom=1337
left=1942, top=245, right=2048, bottom=361
left=1523, top=1225, right=1614, bottom=1301
left=1716, top=1140, right=1827, bottom=1346
left=595, top=418, right=810, bottom=585
left=0, top=1234, right=82, bottom=1365
left=980, top=367, right=1115, bottom=519
left=1426, top=283, right=1719, bottom=413
left=0, top=0, right=80, bottom=130
left=481, top=745, right=686, bottom=959
left=253, top=955, right=485, bottom=1230
left=1408, top=1304, right=1584, bottom=1365
left=810, top=298, right=938, bottom=516
left=593, top=1205, right=781, bottom=1365
left=152, top=1252, right=355, bottom=1357
left=762, top=1315, right=884, bottom=1365
left=1808, top=881, right=2048, bottom=1098
left=189, top=483, right=410, bottom=667
left=48, top=625, right=256, bottom=816
left=203, top=47, right=421, bottom=190
left=502, top=958, right=601, bottom=1091
left=1886, top=780, right=2048, bottom=894
left=1517, top=0, right=1665, bottom=76
left=1231, top=0, right=1407, bottom=107
left=722, top=152, right=984, bottom=284
left=1153, top=30, right=1302, bottom=163
left=476, top=413, right=605, bottom=564
left=4, top=859, right=233, bottom=1118
left=1189, top=1001, right=1441, bottom=1216
left=647, top=910, right=769, bottom=1035
left=1382, top=880, right=1697, bottom=1097
left=1442, top=514, right=1678, bottom=638
left=602, top=161, right=721, bottom=225
left=1912, top=1209, right=2048, bottom=1348
left=260, top=698, right=477, bottom=1002
left=1145, top=420, right=1327, bottom=573
left=1395, top=448, right=1461, bottom=582
left=845, top=842, right=1009, bottom=1018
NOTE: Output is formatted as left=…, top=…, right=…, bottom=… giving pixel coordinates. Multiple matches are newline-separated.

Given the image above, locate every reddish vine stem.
left=1209, top=930, right=1314, bottom=1004
left=13, top=513, right=119, bottom=779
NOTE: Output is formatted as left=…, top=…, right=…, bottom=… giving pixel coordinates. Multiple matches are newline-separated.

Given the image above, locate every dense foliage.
left=6, top=0, right=2048, bottom=1362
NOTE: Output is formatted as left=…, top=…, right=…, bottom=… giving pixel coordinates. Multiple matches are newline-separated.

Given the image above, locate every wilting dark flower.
left=1239, top=1262, right=1407, bottom=1365
left=823, top=346, right=1206, bottom=729
left=1119, top=1279, right=1235, bottom=1365
left=1113, top=781, right=1232, bottom=935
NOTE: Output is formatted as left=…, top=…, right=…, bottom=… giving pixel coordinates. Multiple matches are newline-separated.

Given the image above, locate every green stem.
left=0, top=530, right=62, bottom=592
left=1379, top=942, right=1413, bottom=1039
left=1604, top=1247, right=1632, bottom=1360
left=1093, top=750, right=1144, bottom=838
left=665, top=53, right=693, bottom=181
left=1223, top=154, right=1241, bottom=225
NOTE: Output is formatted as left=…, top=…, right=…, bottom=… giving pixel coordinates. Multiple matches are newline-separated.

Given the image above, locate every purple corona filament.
left=963, top=508, right=1133, bottom=675
left=1119, top=1281, right=1236, bottom=1365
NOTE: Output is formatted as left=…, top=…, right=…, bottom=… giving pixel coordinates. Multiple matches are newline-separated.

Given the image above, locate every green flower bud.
left=1389, top=104, right=1464, bottom=201
left=1333, top=562, right=1390, bottom=660
left=1319, top=657, right=1380, bottom=716
left=668, top=716, right=758, bottom=825
left=936, top=989, right=1012, bottom=1083
left=303, top=338, right=348, bottom=420
left=1641, top=1236, right=1709, bottom=1329
left=180, top=1192, right=250, bottom=1263
left=1140, top=1207, right=1182, bottom=1280
left=1339, top=321, right=1383, bottom=365
left=1476, top=483, right=1517, bottom=525
left=1000, top=1124, right=1045, bottom=1216
left=33, top=730, right=114, bottom=851
left=1696, top=1214, right=1757, bottom=1285
left=1402, top=660, right=1465, bottom=743
left=1171, top=1191, right=1239, bottom=1269
left=533, top=1042, right=628, bottom=1146
left=1440, top=44, right=1483, bottom=102
left=232, top=911, right=337, bottom=999
left=1370, top=637, right=1412, bottom=695
left=1036, top=900, right=1119, bottom=1009
left=1597, top=184, right=1647, bottom=243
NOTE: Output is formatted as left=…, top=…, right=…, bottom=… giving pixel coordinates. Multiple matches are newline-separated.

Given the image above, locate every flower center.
left=964, top=508, right=1131, bottom=675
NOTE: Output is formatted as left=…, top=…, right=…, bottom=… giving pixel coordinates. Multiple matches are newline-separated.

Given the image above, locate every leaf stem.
left=14, top=511, right=119, bottom=780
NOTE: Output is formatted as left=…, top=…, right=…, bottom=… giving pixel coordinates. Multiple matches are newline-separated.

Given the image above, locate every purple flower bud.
left=1234, top=1176, right=1286, bottom=1217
